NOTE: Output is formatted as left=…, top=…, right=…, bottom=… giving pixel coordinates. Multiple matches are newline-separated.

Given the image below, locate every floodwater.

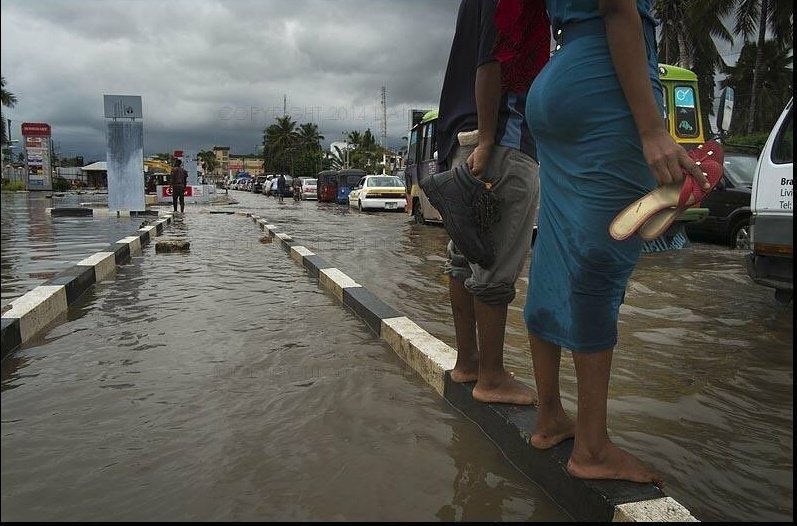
left=1, top=189, right=792, bottom=522
left=222, top=191, right=793, bottom=523
left=1, top=192, right=139, bottom=308
left=1, top=201, right=568, bottom=521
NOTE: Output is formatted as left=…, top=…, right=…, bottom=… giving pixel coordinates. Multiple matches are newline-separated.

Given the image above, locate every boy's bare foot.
left=530, top=413, right=575, bottom=449
left=472, top=374, right=537, bottom=405
left=450, top=367, right=479, bottom=383
left=567, top=442, right=664, bottom=487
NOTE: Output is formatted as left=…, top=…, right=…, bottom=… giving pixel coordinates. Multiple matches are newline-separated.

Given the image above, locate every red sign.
left=161, top=185, right=193, bottom=197
left=21, top=122, right=51, bottom=136
left=173, top=150, right=184, bottom=158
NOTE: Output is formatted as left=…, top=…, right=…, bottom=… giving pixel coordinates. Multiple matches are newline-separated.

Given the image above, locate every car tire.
left=358, top=200, right=363, bottom=212
left=412, top=199, right=425, bottom=225
left=729, top=218, right=751, bottom=250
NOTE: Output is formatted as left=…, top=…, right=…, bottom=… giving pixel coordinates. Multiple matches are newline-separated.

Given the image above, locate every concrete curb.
left=46, top=207, right=160, bottom=217
left=244, top=212, right=699, bottom=523
left=1, top=213, right=174, bottom=358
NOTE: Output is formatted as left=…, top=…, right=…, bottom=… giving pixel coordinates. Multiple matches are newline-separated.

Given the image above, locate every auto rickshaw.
left=336, top=169, right=366, bottom=204
left=317, top=170, right=338, bottom=202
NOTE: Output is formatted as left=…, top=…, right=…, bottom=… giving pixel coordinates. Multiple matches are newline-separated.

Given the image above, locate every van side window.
left=673, top=86, right=699, bottom=138
left=407, top=128, right=419, bottom=165
left=772, top=109, right=793, bottom=164
left=662, top=86, right=669, bottom=134
left=422, top=123, right=434, bottom=161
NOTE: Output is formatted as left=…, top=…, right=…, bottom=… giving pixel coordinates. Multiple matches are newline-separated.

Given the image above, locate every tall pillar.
left=104, top=95, right=145, bottom=212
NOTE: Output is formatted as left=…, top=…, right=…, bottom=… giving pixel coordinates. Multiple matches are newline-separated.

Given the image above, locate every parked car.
left=299, top=178, right=317, bottom=200
left=252, top=175, right=268, bottom=193
left=685, top=149, right=758, bottom=249
left=348, top=175, right=407, bottom=211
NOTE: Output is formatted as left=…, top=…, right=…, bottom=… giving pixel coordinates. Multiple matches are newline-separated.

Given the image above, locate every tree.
left=198, top=150, right=218, bottom=177
left=655, top=0, right=736, bottom=126
left=1, top=75, right=18, bottom=146
left=733, top=0, right=794, bottom=133
left=721, top=39, right=793, bottom=135
left=263, top=115, right=298, bottom=173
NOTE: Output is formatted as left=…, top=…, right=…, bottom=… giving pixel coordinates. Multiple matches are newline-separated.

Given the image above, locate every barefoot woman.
left=523, top=0, right=708, bottom=485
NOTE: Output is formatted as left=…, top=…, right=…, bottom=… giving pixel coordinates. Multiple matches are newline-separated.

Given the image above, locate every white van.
left=745, top=97, right=793, bottom=303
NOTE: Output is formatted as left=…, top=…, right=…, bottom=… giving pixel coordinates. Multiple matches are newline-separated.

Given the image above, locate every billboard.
left=21, top=122, right=52, bottom=191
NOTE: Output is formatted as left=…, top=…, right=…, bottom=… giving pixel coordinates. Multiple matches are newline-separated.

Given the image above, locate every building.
left=81, top=161, right=107, bottom=188
left=212, top=146, right=230, bottom=181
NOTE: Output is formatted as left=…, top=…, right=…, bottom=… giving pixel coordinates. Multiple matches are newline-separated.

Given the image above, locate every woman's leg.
left=528, top=333, right=573, bottom=448
left=568, top=349, right=663, bottom=486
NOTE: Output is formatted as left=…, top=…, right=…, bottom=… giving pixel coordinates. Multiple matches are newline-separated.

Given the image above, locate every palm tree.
left=721, top=39, right=793, bottom=135
left=1, top=76, right=18, bottom=146
left=198, top=150, right=218, bottom=179
left=263, top=115, right=298, bottom=173
left=297, top=123, right=324, bottom=151
left=734, top=0, right=794, bottom=133
left=655, top=0, right=736, bottom=127
left=346, top=130, right=362, bottom=148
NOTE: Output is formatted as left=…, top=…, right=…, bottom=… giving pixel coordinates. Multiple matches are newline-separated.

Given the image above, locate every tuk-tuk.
left=317, top=170, right=338, bottom=202
left=336, top=169, right=366, bottom=204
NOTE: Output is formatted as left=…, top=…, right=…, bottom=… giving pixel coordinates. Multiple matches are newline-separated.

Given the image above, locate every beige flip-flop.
left=638, top=206, right=680, bottom=240
left=609, top=185, right=685, bottom=241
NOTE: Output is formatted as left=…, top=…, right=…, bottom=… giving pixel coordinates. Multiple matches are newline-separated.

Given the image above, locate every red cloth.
left=493, top=0, right=551, bottom=93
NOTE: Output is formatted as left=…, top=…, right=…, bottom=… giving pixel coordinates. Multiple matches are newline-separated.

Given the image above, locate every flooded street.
left=226, top=191, right=793, bottom=522
left=1, top=192, right=139, bottom=308
left=1, top=200, right=567, bottom=522
left=1, top=190, right=792, bottom=522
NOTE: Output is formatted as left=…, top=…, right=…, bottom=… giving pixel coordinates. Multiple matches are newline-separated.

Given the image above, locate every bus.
left=404, top=109, right=442, bottom=224
left=404, top=64, right=710, bottom=244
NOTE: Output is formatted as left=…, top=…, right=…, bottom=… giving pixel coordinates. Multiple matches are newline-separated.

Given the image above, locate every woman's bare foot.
left=472, top=374, right=537, bottom=405
left=530, top=413, right=575, bottom=449
left=450, top=366, right=478, bottom=383
left=567, top=442, right=664, bottom=487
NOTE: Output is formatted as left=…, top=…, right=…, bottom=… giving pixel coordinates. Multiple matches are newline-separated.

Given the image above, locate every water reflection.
left=1, top=192, right=139, bottom=306
left=226, top=191, right=793, bottom=523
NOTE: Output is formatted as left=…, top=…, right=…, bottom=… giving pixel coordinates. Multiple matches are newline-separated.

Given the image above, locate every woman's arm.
left=600, top=0, right=708, bottom=189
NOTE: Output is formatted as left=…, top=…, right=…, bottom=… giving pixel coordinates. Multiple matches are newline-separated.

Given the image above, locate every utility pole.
left=380, top=86, right=387, bottom=174
left=283, top=94, right=287, bottom=117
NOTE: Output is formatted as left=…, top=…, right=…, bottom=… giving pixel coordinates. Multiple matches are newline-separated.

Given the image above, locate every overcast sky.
left=2, top=0, right=750, bottom=162
left=1, top=0, right=459, bottom=161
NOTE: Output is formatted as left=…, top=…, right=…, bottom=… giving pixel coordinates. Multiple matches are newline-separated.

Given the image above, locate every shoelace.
left=473, top=187, right=502, bottom=231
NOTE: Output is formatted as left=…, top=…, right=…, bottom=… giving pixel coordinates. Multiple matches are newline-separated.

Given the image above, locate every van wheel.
left=412, top=199, right=425, bottom=225
left=729, top=218, right=750, bottom=250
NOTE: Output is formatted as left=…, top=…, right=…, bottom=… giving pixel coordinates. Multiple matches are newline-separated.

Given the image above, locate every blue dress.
left=524, top=0, right=663, bottom=352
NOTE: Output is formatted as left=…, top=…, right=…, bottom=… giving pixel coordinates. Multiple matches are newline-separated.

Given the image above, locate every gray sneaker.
left=420, top=163, right=500, bottom=268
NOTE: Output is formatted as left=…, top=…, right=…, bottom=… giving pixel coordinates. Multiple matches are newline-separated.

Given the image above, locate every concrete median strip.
left=242, top=210, right=698, bottom=523
left=1, top=213, right=173, bottom=358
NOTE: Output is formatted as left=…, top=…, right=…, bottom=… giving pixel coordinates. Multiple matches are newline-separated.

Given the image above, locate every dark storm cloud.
left=1, top=0, right=458, bottom=160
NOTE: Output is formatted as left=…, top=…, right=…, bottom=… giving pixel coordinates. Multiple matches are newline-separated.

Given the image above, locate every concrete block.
left=613, top=498, right=698, bottom=522
left=1, top=317, right=21, bottom=357
left=290, top=245, right=314, bottom=264
left=319, top=268, right=361, bottom=302
left=116, top=235, right=143, bottom=255
left=43, top=265, right=96, bottom=304
left=302, top=255, right=332, bottom=277
left=2, top=285, right=68, bottom=343
left=77, top=252, right=117, bottom=282
left=156, top=239, right=190, bottom=253
left=343, top=287, right=402, bottom=336
left=380, top=316, right=456, bottom=396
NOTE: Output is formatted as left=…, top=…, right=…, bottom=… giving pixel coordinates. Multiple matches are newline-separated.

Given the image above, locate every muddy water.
left=227, top=191, right=793, bottom=522
left=1, top=211, right=568, bottom=521
left=1, top=192, right=139, bottom=307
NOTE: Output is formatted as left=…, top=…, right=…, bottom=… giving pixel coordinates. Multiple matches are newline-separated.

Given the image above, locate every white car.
left=348, top=175, right=407, bottom=211
left=300, top=178, right=318, bottom=200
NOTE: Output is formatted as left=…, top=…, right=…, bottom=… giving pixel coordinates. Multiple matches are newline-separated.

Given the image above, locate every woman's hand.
left=641, top=128, right=709, bottom=188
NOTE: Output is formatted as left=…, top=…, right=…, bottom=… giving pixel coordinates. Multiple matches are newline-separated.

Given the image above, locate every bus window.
left=429, top=121, right=438, bottom=161
left=673, top=85, right=699, bottom=138
left=422, top=122, right=434, bottom=161
left=407, top=128, right=419, bottom=165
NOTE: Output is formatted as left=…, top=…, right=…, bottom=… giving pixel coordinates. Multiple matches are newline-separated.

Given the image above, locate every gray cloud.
left=1, top=0, right=458, bottom=160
